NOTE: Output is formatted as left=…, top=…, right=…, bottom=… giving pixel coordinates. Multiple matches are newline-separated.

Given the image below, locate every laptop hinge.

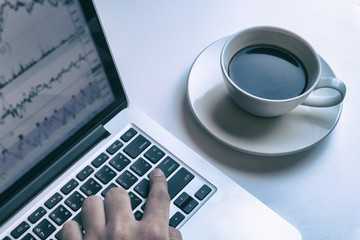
left=0, top=124, right=110, bottom=226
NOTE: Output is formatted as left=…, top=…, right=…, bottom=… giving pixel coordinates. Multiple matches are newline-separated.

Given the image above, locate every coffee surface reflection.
left=228, top=45, right=308, bottom=100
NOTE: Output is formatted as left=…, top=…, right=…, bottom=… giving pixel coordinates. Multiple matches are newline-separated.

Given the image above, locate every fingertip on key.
left=151, top=168, right=164, bottom=177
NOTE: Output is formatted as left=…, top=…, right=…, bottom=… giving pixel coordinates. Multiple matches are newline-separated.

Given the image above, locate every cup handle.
left=301, top=77, right=346, bottom=107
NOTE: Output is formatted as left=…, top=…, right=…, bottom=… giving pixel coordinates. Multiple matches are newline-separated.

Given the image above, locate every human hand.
left=61, top=168, right=183, bottom=240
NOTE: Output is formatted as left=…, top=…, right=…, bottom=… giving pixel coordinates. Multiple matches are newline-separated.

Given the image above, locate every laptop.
left=0, top=1, right=301, bottom=239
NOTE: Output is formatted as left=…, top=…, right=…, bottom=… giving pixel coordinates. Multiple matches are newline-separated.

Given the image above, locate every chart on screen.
left=0, top=0, right=114, bottom=193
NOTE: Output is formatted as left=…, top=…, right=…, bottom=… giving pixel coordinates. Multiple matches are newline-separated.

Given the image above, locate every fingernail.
left=151, top=168, right=164, bottom=177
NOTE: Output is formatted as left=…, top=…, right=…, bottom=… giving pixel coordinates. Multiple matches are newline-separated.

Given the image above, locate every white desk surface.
left=94, top=1, right=360, bottom=239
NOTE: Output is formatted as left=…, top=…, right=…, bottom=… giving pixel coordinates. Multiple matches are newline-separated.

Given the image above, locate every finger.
left=169, top=226, right=183, bottom=240
left=81, top=195, right=105, bottom=236
left=61, top=220, right=83, bottom=240
left=104, top=187, right=134, bottom=224
left=142, top=168, right=170, bottom=226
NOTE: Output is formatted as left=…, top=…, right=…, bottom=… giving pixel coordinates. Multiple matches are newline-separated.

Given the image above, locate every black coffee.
left=228, top=45, right=308, bottom=100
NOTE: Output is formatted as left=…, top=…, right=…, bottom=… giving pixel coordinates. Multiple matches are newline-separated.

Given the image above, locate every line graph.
left=0, top=0, right=116, bottom=192
left=1, top=53, right=89, bottom=122
left=0, top=0, right=73, bottom=42
left=0, top=32, right=76, bottom=90
left=0, top=80, right=101, bottom=164
left=0, top=0, right=78, bottom=92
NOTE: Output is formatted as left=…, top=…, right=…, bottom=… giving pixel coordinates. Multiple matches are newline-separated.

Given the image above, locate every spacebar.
left=168, top=168, right=194, bottom=199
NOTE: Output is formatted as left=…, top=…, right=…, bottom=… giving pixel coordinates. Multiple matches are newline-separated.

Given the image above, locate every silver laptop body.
left=0, top=1, right=301, bottom=239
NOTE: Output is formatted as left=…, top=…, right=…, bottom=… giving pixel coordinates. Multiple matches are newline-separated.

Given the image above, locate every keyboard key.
left=174, top=192, right=198, bottom=214
left=130, top=158, right=152, bottom=176
left=109, top=153, right=130, bottom=171
left=169, top=212, right=185, bottom=228
left=33, top=219, right=56, bottom=240
left=182, top=198, right=198, bottom=214
left=28, top=206, right=47, bottom=224
left=2, top=236, right=11, bottom=240
left=167, top=168, right=194, bottom=199
left=144, top=145, right=165, bottom=163
left=95, top=165, right=116, bottom=184
left=128, top=192, right=142, bottom=210
left=134, top=179, right=149, bottom=198
left=123, top=135, right=150, bottom=159
left=141, top=202, right=146, bottom=211
left=195, top=184, right=212, bottom=200
left=76, top=165, right=94, bottom=181
left=11, top=221, right=30, bottom=238
left=21, top=233, right=36, bottom=240
left=45, top=192, right=63, bottom=209
left=80, top=178, right=102, bottom=196
left=55, top=230, right=62, bottom=240
left=106, top=140, right=123, bottom=155
left=134, top=210, right=143, bottom=221
left=101, top=183, right=117, bottom=197
left=72, top=212, right=84, bottom=233
left=116, top=170, right=138, bottom=189
left=174, top=192, right=191, bottom=208
left=65, top=191, right=85, bottom=211
left=61, top=178, right=79, bottom=195
left=49, top=205, right=72, bottom=226
left=91, top=152, right=109, bottom=168
left=121, top=128, right=137, bottom=142
left=156, top=156, right=180, bottom=178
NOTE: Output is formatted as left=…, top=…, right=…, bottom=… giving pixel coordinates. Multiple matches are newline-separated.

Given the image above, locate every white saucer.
left=187, top=37, right=343, bottom=156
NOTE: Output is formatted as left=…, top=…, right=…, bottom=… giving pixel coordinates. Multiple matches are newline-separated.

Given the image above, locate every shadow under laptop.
left=180, top=84, right=333, bottom=173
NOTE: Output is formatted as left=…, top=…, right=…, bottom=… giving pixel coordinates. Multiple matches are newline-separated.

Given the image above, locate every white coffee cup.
left=220, top=26, right=346, bottom=117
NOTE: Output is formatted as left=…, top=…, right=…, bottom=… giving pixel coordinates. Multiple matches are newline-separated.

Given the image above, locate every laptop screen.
left=0, top=0, right=126, bottom=208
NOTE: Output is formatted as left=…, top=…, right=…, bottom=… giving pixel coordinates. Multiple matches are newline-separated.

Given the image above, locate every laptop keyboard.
left=3, top=126, right=215, bottom=240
